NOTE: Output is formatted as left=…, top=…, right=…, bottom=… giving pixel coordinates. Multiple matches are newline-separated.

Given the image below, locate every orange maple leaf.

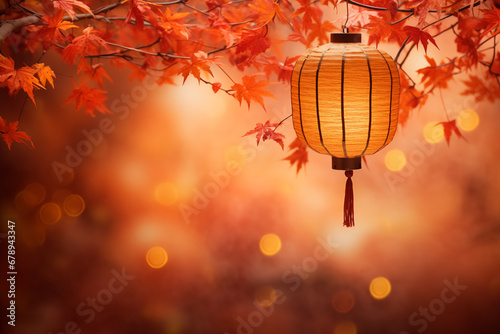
left=403, top=26, right=439, bottom=53
left=283, top=137, right=308, bottom=174
left=461, top=75, right=500, bottom=103
left=64, top=84, right=111, bottom=117
left=0, top=55, right=44, bottom=104
left=231, top=75, right=275, bottom=110
left=436, top=120, right=465, bottom=145
left=243, top=120, right=285, bottom=149
left=80, top=62, right=112, bottom=88
left=37, top=11, right=78, bottom=48
left=52, top=0, right=93, bottom=20
left=178, top=52, right=216, bottom=84
left=365, top=13, right=406, bottom=47
left=32, top=63, right=56, bottom=88
left=249, top=0, right=290, bottom=26
left=292, top=0, right=322, bottom=33
left=478, top=7, right=500, bottom=38
left=0, top=117, right=34, bottom=150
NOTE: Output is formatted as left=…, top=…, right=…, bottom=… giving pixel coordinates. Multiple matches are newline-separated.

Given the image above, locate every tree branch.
left=0, top=15, right=40, bottom=45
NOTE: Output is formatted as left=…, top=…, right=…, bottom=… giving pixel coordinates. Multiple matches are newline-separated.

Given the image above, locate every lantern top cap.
left=330, top=33, right=362, bottom=44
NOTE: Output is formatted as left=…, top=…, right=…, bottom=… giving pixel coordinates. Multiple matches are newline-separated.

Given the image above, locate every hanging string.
left=343, top=0, right=350, bottom=33
left=343, top=170, right=355, bottom=227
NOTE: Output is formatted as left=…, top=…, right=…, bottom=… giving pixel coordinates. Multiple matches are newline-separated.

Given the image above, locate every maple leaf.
left=64, top=84, right=111, bottom=117
left=461, top=75, right=500, bottom=103
left=306, top=19, right=336, bottom=46
left=150, top=7, right=190, bottom=40
left=403, top=26, right=439, bottom=53
left=177, top=52, right=216, bottom=84
left=0, top=55, right=44, bottom=104
left=0, top=117, right=34, bottom=150
left=125, top=0, right=157, bottom=29
left=436, top=120, right=464, bottom=145
left=278, top=55, right=300, bottom=83
left=283, top=137, right=308, bottom=174
left=236, top=29, right=271, bottom=58
left=231, top=75, right=275, bottom=110
left=52, top=0, right=93, bottom=20
left=292, top=0, right=322, bottom=32
left=80, top=62, right=112, bottom=88
left=477, top=7, right=500, bottom=38
left=417, top=55, right=456, bottom=90
left=32, top=63, right=56, bottom=88
left=406, top=0, right=443, bottom=27
left=62, top=27, right=109, bottom=66
left=243, top=120, right=285, bottom=149
left=249, top=0, right=290, bottom=26
left=365, top=13, right=406, bottom=47
left=212, top=82, right=222, bottom=93
left=37, top=11, right=78, bottom=48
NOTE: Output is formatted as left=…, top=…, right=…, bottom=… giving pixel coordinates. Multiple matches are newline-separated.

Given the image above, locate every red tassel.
left=343, top=170, right=355, bottom=227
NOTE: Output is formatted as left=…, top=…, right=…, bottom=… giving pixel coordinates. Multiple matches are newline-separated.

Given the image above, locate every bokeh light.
left=38, top=203, right=62, bottom=225
left=331, top=290, right=355, bottom=314
left=146, top=246, right=168, bottom=269
left=334, top=320, right=357, bottom=334
left=384, top=149, right=407, bottom=172
left=369, top=277, right=392, bottom=300
left=23, top=183, right=46, bottom=206
left=63, top=194, right=85, bottom=217
left=224, top=145, right=247, bottom=169
left=457, top=109, right=479, bottom=132
left=423, top=121, right=445, bottom=144
left=254, top=286, right=278, bottom=307
left=154, top=182, right=178, bottom=206
left=259, top=233, right=282, bottom=256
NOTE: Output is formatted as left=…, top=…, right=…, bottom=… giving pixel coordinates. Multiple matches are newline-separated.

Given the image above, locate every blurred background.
left=1, top=17, right=500, bottom=334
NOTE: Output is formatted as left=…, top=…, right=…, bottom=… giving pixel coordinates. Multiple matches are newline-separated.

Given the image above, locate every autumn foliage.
left=0, top=0, right=499, bottom=171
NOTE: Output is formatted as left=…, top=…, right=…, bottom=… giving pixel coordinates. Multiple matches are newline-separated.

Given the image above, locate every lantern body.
left=291, top=34, right=400, bottom=161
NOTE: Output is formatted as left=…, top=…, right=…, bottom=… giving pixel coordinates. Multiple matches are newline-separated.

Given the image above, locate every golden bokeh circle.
left=146, top=246, right=168, bottom=269
left=457, top=109, right=479, bottom=132
left=39, top=203, right=62, bottom=225
left=384, top=149, right=407, bottom=172
left=369, top=276, right=392, bottom=300
left=334, top=321, right=357, bottom=334
left=259, top=233, right=282, bottom=256
left=63, top=194, right=86, bottom=217
left=255, top=286, right=278, bottom=307
left=24, top=183, right=46, bottom=206
left=423, top=121, right=444, bottom=144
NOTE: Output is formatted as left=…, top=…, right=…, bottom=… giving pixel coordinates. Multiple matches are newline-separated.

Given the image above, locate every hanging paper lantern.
left=291, top=33, right=400, bottom=227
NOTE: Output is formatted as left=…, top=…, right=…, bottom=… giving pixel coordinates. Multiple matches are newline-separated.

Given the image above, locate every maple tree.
left=0, top=0, right=499, bottom=169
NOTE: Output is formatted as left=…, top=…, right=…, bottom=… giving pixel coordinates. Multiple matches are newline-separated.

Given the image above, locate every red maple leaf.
left=437, top=120, right=465, bottom=145
left=52, top=0, right=93, bottom=20
left=0, top=117, right=34, bottom=150
left=477, top=7, right=500, bottom=38
left=177, top=52, right=216, bottom=84
left=365, top=13, right=406, bottom=47
left=461, top=75, right=500, bottom=103
left=212, top=82, right=222, bottom=93
left=403, top=26, right=439, bottom=53
left=64, top=84, right=111, bottom=117
left=36, top=11, right=78, bottom=48
left=283, top=137, right=308, bottom=174
left=249, top=0, right=290, bottom=26
left=80, top=62, right=112, bottom=88
left=292, top=0, right=322, bottom=33
left=417, top=55, right=456, bottom=90
left=236, top=29, right=271, bottom=58
left=231, top=75, right=275, bottom=110
left=62, top=27, right=109, bottom=66
left=125, top=0, right=158, bottom=29
left=243, top=120, right=285, bottom=149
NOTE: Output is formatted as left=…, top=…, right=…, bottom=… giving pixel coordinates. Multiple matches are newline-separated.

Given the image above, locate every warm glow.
left=423, top=121, right=445, bottom=144
left=39, top=203, right=62, bottom=225
left=146, top=246, right=168, bottom=269
left=332, top=290, right=355, bottom=314
left=369, top=277, right=392, bottom=300
left=457, top=109, right=479, bottom=132
left=259, top=233, right=282, bottom=256
left=224, top=145, right=247, bottom=169
left=334, top=321, right=357, bottom=334
left=254, top=286, right=278, bottom=307
left=384, top=149, right=407, bottom=172
left=63, top=194, right=86, bottom=217
left=154, top=182, right=178, bottom=206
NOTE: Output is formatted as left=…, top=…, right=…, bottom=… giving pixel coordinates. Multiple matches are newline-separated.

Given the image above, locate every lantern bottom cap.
left=332, top=157, right=362, bottom=170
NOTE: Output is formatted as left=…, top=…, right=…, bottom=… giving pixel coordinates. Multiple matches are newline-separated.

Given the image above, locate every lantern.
left=291, top=33, right=400, bottom=227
